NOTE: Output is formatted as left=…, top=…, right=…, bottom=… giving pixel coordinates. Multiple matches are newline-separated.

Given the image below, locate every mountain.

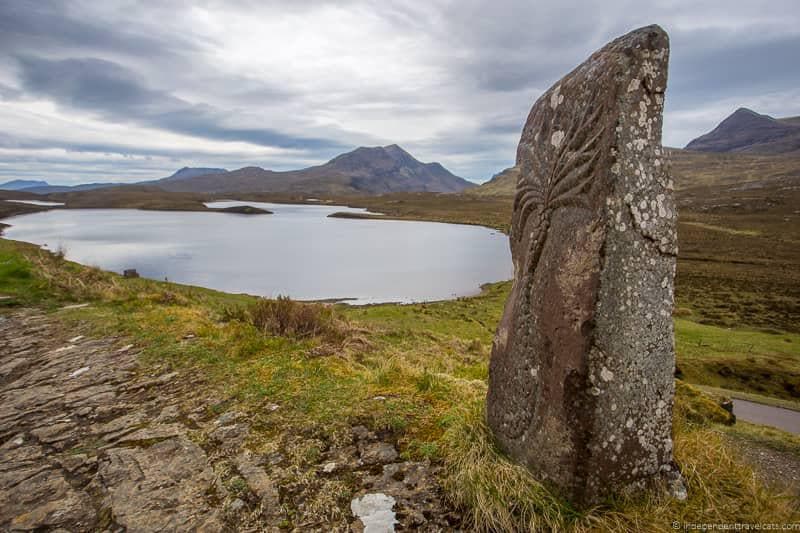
left=0, top=179, right=49, bottom=191
left=154, top=145, right=474, bottom=195
left=468, top=166, right=519, bottom=197
left=155, top=167, right=228, bottom=183
left=20, top=182, right=120, bottom=194
left=685, top=108, right=800, bottom=154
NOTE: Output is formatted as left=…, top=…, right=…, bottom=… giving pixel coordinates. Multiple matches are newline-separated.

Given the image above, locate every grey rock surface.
left=486, top=24, right=680, bottom=504
left=0, top=310, right=462, bottom=530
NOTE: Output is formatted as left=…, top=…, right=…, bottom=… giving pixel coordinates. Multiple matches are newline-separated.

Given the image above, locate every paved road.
left=733, top=399, right=800, bottom=435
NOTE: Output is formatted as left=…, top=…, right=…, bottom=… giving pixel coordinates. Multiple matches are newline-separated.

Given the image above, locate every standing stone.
left=486, top=25, right=681, bottom=505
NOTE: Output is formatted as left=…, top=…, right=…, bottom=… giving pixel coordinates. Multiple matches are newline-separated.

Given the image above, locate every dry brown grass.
left=442, top=393, right=799, bottom=532
left=247, top=296, right=351, bottom=343
left=26, top=248, right=128, bottom=301
left=240, top=296, right=371, bottom=356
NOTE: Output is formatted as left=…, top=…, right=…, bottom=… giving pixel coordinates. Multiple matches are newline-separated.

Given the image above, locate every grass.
left=441, top=397, right=796, bottom=532
left=675, top=319, right=800, bottom=401
left=697, top=385, right=800, bottom=412
left=1, top=236, right=798, bottom=529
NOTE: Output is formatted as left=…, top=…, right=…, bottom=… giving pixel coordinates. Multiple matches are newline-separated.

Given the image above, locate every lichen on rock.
left=486, top=24, right=682, bottom=505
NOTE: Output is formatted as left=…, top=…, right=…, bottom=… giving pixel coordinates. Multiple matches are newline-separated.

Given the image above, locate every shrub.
left=249, top=296, right=344, bottom=340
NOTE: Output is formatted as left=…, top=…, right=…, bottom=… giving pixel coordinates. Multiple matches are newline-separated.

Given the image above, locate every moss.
left=673, top=381, right=734, bottom=426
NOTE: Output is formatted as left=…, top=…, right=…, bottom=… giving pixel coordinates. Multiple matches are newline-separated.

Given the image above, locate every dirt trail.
left=0, top=310, right=457, bottom=532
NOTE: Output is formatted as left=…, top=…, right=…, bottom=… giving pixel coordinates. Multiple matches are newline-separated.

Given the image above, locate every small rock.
left=156, top=404, right=182, bottom=423
left=228, top=498, right=246, bottom=513
left=668, top=472, right=688, bottom=501
left=68, top=366, right=90, bottom=378
left=60, top=303, right=90, bottom=310
left=209, top=423, right=248, bottom=446
left=118, top=424, right=185, bottom=443
left=266, top=452, right=285, bottom=466
left=351, top=493, right=397, bottom=533
left=322, top=462, right=337, bottom=473
left=360, top=442, right=398, bottom=465
left=352, top=426, right=373, bottom=441
left=214, top=411, right=240, bottom=427
left=236, top=453, right=281, bottom=521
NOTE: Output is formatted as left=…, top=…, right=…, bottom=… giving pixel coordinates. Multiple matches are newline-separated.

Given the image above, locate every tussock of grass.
left=442, top=397, right=798, bottom=532
left=234, top=296, right=350, bottom=344
left=27, top=248, right=127, bottom=301
left=442, top=399, right=575, bottom=531
left=250, top=296, right=336, bottom=338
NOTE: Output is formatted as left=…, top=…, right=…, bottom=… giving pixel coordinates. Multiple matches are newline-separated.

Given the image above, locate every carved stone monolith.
left=486, top=25, right=682, bottom=505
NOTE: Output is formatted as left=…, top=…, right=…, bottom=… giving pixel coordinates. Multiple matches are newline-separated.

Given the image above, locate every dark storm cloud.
left=0, top=1, right=194, bottom=59
left=14, top=55, right=343, bottom=151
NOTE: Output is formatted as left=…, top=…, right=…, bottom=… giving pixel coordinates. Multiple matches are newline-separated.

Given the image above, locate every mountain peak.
left=732, top=107, right=759, bottom=117
left=685, top=107, right=800, bottom=154
left=160, top=167, right=228, bottom=183
left=156, top=145, right=473, bottom=194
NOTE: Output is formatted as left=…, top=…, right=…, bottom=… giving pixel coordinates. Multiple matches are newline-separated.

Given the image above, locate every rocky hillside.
left=155, top=145, right=474, bottom=195
left=466, top=166, right=519, bottom=197
left=470, top=149, right=800, bottom=196
left=685, top=108, right=800, bottom=154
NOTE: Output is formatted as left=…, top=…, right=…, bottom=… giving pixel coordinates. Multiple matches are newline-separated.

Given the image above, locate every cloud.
left=0, top=0, right=799, bottom=183
left=14, top=55, right=344, bottom=151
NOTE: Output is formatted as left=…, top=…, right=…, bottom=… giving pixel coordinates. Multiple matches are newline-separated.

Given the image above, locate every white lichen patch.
left=550, top=130, right=565, bottom=148
left=600, top=366, right=615, bottom=382
left=550, top=85, right=564, bottom=109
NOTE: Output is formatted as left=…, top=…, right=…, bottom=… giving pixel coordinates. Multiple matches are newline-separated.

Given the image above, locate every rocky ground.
left=728, top=436, right=800, bottom=498
left=0, top=309, right=460, bottom=532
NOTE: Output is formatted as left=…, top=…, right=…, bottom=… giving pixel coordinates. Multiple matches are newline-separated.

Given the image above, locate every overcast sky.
left=1, top=0, right=798, bottom=185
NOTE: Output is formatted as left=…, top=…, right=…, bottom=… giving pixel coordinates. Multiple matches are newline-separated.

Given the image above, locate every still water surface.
left=3, top=201, right=512, bottom=304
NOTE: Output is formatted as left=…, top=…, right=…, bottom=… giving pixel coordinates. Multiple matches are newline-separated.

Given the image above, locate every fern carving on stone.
left=512, top=100, right=607, bottom=278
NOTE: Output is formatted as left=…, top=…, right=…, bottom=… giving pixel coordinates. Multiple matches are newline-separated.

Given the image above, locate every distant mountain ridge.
left=8, top=147, right=471, bottom=196
left=154, top=145, right=474, bottom=195
left=0, top=179, right=119, bottom=194
left=21, top=183, right=120, bottom=194
left=685, top=108, right=800, bottom=154
left=0, top=179, right=49, bottom=191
